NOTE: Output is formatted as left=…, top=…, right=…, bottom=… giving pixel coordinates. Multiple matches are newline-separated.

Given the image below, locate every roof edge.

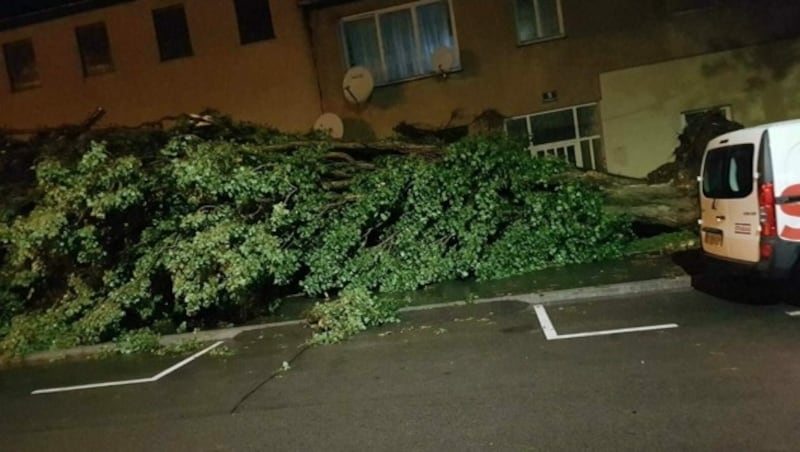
left=0, top=0, right=135, bottom=33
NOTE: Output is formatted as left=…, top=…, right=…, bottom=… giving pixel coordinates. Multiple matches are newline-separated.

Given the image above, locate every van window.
left=702, top=144, right=754, bottom=198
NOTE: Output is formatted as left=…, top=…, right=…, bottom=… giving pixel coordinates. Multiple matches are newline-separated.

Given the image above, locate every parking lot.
left=2, top=280, right=800, bottom=451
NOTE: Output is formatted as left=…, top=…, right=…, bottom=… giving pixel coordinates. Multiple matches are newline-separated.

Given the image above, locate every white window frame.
left=340, top=0, right=461, bottom=86
left=681, top=105, right=732, bottom=128
left=512, top=0, right=565, bottom=46
left=505, top=102, right=604, bottom=170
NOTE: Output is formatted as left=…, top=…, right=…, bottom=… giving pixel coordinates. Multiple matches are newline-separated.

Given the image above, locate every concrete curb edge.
left=2, top=275, right=692, bottom=367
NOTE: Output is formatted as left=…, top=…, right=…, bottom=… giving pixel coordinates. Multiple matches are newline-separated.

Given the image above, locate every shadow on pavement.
left=672, top=249, right=799, bottom=306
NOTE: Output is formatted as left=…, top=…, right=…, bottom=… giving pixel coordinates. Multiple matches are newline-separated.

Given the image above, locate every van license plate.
left=705, top=231, right=723, bottom=246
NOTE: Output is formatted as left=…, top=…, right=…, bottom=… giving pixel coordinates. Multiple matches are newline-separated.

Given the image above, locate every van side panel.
left=766, top=124, right=800, bottom=243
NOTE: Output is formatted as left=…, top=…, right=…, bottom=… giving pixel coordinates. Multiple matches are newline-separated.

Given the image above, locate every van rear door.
left=700, top=140, right=760, bottom=262
left=765, top=123, right=800, bottom=242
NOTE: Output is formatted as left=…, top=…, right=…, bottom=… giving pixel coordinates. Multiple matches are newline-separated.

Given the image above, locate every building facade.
left=2, top=0, right=800, bottom=177
left=0, top=0, right=322, bottom=132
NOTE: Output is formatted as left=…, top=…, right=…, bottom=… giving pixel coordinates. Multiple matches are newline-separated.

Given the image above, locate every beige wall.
left=0, top=0, right=322, bottom=131
left=600, top=37, right=800, bottom=178
left=308, top=0, right=800, bottom=140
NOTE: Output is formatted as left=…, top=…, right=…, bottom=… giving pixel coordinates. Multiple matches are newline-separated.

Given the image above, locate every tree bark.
left=557, top=170, right=699, bottom=229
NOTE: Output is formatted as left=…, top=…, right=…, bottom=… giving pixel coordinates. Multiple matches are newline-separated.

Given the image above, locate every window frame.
left=681, top=105, right=732, bottom=128
left=701, top=144, right=755, bottom=199
left=152, top=4, right=194, bottom=62
left=512, top=0, right=566, bottom=46
left=339, top=0, right=461, bottom=87
left=75, top=21, right=115, bottom=77
left=232, top=0, right=276, bottom=45
left=2, top=38, right=41, bottom=92
left=504, top=102, right=604, bottom=170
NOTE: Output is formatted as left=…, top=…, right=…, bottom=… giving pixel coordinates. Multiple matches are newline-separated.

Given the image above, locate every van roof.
left=709, top=119, right=800, bottom=147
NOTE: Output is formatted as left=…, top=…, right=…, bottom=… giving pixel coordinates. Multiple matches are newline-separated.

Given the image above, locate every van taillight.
left=759, top=183, right=777, bottom=237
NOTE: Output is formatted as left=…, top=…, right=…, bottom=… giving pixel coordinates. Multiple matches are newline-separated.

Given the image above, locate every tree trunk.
left=558, top=170, right=698, bottom=229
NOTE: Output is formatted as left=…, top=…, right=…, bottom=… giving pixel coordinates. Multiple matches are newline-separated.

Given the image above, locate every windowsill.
left=84, top=70, right=116, bottom=79
left=516, top=33, right=566, bottom=47
left=84, top=65, right=115, bottom=78
left=240, top=36, right=277, bottom=47
left=373, top=66, right=463, bottom=88
left=10, top=81, right=41, bottom=93
left=159, top=54, right=194, bottom=63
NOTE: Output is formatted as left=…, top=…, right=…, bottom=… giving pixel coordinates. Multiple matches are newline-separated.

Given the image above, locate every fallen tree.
left=0, top=110, right=729, bottom=352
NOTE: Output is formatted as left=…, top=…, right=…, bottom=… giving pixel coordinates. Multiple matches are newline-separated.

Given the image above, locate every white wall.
left=599, top=37, right=800, bottom=178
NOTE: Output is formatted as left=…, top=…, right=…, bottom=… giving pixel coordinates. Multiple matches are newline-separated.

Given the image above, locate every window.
left=152, top=5, right=193, bottom=61
left=513, top=0, right=563, bottom=44
left=682, top=105, right=732, bottom=128
left=233, top=0, right=275, bottom=44
left=341, top=0, right=459, bottom=85
left=702, top=144, right=754, bottom=199
left=506, top=104, right=603, bottom=170
left=75, top=22, right=114, bottom=77
left=3, top=39, right=40, bottom=91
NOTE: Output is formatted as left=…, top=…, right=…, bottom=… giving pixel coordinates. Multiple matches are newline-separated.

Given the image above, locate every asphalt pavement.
left=2, top=274, right=800, bottom=451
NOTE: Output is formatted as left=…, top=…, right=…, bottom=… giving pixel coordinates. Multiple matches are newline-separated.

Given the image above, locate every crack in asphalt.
left=229, top=344, right=311, bottom=414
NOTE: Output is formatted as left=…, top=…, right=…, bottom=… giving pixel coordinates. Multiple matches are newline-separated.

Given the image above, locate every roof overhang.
left=297, top=0, right=363, bottom=10
left=0, top=0, right=135, bottom=32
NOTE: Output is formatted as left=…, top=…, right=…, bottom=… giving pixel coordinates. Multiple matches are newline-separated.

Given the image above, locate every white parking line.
left=533, top=304, right=678, bottom=341
left=533, top=305, right=558, bottom=340
left=786, top=310, right=800, bottom=317
left=31, top=341, right=224, bottom=395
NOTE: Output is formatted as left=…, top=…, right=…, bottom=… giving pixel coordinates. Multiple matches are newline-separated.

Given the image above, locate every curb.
left=0, top=319, right=306, bottom=368
left=400, top=275, right=692, bottom=312
left=1, top=276, right=691, bottom=367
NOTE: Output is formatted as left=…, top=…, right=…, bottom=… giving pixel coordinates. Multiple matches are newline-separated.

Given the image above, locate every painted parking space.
left=537, top=288, right=796, bottom=338
left=0, top=323, right=311, bottom=436
left=31, top=341, right=224, bottom=395
left=3, top=288, right=800, bottom=451
left=533, top=304, right=678, bottom=341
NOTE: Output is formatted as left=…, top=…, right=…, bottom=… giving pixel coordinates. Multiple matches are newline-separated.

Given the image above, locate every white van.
left=699, top=120, right=800, bottom=278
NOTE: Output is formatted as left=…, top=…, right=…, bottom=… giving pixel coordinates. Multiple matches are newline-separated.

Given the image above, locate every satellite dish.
left=342, top=66, right=374, bottom=105
left=432, top=47, right=456, bottom=77
left=313, top=113, right=344, bottom=139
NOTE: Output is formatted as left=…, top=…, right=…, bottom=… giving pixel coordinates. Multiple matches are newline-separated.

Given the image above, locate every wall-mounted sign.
left=542, top=90, right=558, bottom=103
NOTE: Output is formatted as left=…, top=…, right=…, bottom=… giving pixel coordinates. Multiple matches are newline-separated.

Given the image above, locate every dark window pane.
left=702, top=144, right=754, bottom=199
left=537, top=0, right=561, bottom=38
left=233, top=0, right=274, bottom=44
left=379, top=9, right=418, bottom=81
left=3, top=39, right=40, bottom=91
left=76, top=22, right=114, bottom=76
left=152, top=5, right=193, bottom=61
left=530, top=109, right=575, bottom=145
left=592, top=138, right=605, bottom=171
left=515, top=0, right=562, bottom=43
left=577, top=105, right=599, bottom=137
left=342, top=18, right=383, bottom=82
left=580, top=140, right=592, bottom=169
left=566, top=145, right=576, bottom=165
left=514, top=0, right=536, bottom=42
left=506, top=117, right=529, bottom=140
left=417, top=1, right=454, bottom=72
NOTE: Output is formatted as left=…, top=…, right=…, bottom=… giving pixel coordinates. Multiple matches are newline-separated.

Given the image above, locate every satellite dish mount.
left=432, top=47, right=456, bottom=80
left=342, top=66, right=375, bottom=106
